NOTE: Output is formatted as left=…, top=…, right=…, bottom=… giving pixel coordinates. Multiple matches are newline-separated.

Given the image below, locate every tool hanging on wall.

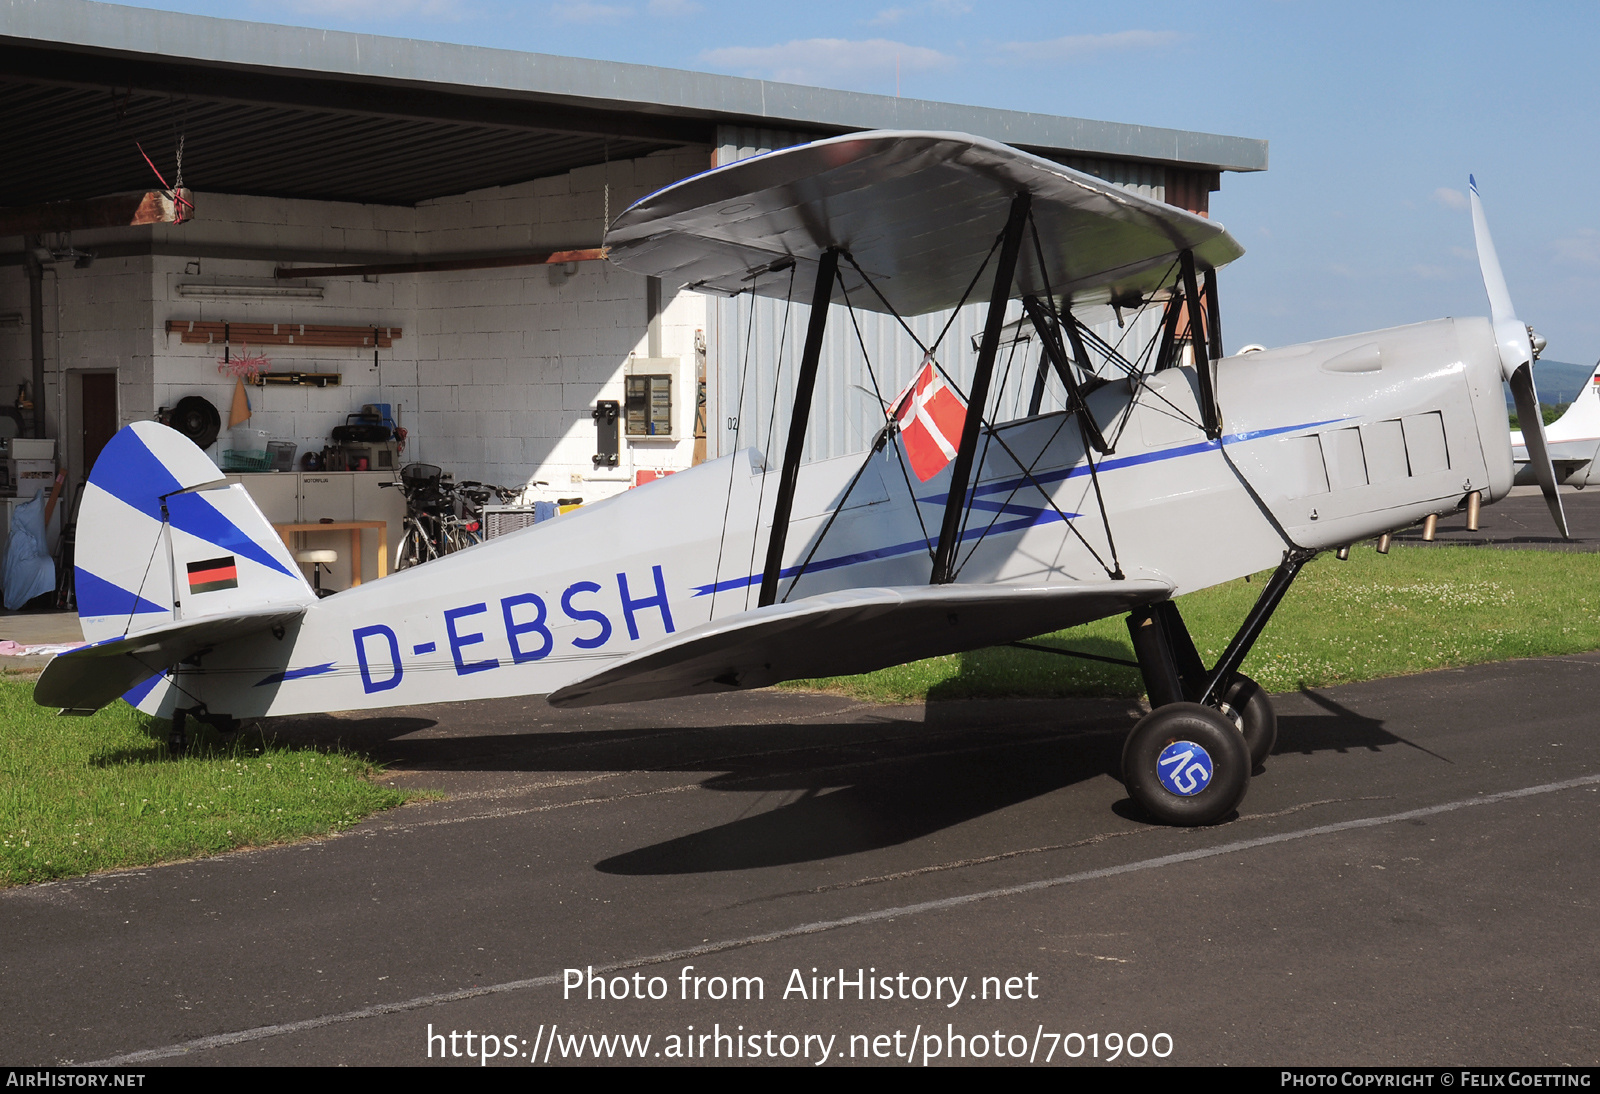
left=228, top=378, right=250, bottom=427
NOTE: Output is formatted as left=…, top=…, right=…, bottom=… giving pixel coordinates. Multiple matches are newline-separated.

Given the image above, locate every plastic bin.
left=11, top=439, right=54, bottom=461
left=230, top=426, right=269, bottom=452
left=222, top=449, right=272, bottom=472
left=267, top=441, right=297, bottom=472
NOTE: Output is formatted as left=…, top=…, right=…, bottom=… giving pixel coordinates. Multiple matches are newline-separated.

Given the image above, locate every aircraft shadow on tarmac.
left=243, top=685, right=1418, bottom=875
left=1277, top=687, right=1409, bottom=755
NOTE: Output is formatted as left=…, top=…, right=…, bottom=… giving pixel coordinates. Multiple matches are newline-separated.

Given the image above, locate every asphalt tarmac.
left=4, top=650, right=1598, bottom=1067
left=1392, top=485, right=1600, bottom=551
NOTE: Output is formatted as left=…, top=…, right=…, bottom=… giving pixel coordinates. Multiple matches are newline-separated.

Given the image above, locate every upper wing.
left=548, top=579, right=1171, bottom=708
left=605, top=130, right=1243, bottom=317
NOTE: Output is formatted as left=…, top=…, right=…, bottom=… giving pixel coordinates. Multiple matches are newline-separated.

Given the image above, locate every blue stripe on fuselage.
left=924, top=418, right=1351, bottom=507
left=691, top=508, right=1077, bottom=596
left=691, top=416, right=1347, bottom=598
left=254, top=662, right=337, bottom=687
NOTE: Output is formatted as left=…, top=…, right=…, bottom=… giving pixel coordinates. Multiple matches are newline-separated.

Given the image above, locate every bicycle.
left=455, top=479, right=536, bottom=546
left=388, top=463, right=452, bottom=571
left=389, top=467, right=528, bottom=569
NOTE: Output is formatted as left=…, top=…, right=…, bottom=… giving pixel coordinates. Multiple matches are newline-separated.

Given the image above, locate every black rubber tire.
left=1218, top=673, right=1277, bottom=770
left=1122, top=702, right=1250, bottom=826
left=395, top=522, right=434, bottom=571
left=169, top=396, right=221, bottom=450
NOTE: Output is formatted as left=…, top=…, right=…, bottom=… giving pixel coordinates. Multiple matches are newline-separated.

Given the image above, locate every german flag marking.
left=187, top=556, right=238, bottom=594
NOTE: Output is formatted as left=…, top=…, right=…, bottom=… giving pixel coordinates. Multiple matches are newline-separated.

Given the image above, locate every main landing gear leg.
left=1121, top=549, right=1314, bottom=825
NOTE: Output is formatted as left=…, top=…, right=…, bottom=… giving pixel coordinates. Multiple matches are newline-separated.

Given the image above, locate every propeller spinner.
left=1470, top=176, right=1569, bottom=539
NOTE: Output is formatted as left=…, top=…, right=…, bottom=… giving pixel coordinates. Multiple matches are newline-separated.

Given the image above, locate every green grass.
left=789, top=545, right=1600, bottom=703
left=0, top=684, right=409, bottom=887
left=1508, top=403, right=1569, bottom=429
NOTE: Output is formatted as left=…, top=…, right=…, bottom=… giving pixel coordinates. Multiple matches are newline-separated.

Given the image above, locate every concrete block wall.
left=152, top=254, right=421, bottom=472
left=0, top=256, right=154, bottom=488
left=398, top=145, right=710, bottom=500
left=0, top=270, right=33, bottom=417
left=145, top=192, right=417, bottom=260
left=6, top=144, right=714, bottom=503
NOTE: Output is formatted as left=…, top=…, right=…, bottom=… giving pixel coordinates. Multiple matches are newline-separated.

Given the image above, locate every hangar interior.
left=0, top=0, right=1267, bottom=591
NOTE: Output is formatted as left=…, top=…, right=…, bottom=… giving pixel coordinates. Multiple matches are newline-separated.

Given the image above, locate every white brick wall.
left=3, top=145, right=715, bottom=503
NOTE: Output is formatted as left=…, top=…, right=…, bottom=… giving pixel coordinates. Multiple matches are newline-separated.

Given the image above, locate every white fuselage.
left=134, top=316, right=1512, bottom=720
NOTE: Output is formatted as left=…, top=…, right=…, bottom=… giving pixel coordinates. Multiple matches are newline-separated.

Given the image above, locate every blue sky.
left=112, top=1, right=1600, bottom=362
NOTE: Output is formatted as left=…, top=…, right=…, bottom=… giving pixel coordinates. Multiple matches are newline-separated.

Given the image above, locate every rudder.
left=75, top=421, right=313, bottom=643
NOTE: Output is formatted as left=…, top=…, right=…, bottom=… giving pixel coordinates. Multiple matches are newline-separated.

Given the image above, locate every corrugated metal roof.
left=0, top=74, right=678, bottom=206
left=0, top=0, right=1267, bottom=208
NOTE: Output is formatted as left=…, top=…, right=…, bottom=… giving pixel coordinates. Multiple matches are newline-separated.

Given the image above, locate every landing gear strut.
left=167, top=706, right=239, bottom=758
left=1121, top=549, right=1312, bottom=824
left=169, top=708, right=189, bottom=757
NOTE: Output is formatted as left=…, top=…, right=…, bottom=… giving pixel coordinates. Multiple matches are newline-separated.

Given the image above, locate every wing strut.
left=1154, top=290, right=1184, bottom=372
left=758, top=248, right=840, bottom=607
left=1020, top=295, right=1109, bottom=454
left=1179, top=249, right=1222, bottom=439
left=932, top=191, right=1031, bottom=585
left=1203, top=266, right=1224, bottom=362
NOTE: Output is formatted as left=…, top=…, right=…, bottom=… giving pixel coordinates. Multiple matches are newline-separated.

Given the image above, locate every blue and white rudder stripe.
left=76, top=421, right=314, bottom=645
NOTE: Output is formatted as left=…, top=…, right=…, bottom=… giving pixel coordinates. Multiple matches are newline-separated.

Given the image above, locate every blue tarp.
left=4, top=489, right=55, bottom=609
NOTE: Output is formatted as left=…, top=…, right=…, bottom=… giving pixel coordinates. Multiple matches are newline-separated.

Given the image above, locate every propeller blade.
left=1471, top=176, right=1566, bottom=537
left=1508, top=362, right=1570, bottom=539
left=1469, top=175, right=1534, bottom=381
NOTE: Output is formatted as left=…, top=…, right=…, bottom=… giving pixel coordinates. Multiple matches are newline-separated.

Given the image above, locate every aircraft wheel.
left=1122, top=702, right=1250, bottom=826
left=1217, top=674, right=1276, bottom=769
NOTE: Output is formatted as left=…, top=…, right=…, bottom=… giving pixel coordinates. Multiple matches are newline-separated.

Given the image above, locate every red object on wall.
left=634, top=468, right=678, bottom=487
left=891, top=359, right=968, bottom=482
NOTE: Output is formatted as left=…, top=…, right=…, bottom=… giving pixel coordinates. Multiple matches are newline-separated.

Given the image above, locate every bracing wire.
left=839, top=277, right=937, bottom=563
left=709, top=288, right=760, bottom=618
left=740, top=264, right=798, bottom=611
left=126, top=522, right=168, bottom=638
left=950, top=414, right=1118, bottom=580
left=953, top=326, right=1023, bottom=552
left=1023, top=211, right=1124, bottom=578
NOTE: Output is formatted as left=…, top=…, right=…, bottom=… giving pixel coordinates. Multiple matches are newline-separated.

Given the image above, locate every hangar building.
left=0, top=0, right=1267, bottom=586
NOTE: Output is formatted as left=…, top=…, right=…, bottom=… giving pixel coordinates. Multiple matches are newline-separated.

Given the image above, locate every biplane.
left=35, top=135, right=1567, bottom=826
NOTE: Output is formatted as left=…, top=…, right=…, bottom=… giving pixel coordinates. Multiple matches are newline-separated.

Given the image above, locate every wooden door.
left=80, top=372, right=117, bottom=474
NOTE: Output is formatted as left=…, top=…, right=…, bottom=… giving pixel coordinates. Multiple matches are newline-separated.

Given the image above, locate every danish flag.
left=892, top=357, right=968, bottom=482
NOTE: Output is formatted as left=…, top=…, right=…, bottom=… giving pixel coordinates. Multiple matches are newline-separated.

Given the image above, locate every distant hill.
left=1502, top=359, right=1595, bottom=409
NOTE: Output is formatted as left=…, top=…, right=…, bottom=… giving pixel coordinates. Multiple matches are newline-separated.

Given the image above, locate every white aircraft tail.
left=1542, top=361, right=1600, bottom=444
left=74, top=421, right=314, bottom=644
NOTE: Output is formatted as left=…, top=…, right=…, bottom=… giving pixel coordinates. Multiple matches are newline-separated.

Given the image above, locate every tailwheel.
left=1121, top=702, right=1250, bottom=826
left=1218, top=673, right=1276, bottom=770
left=169, top=708, right=189, bottom=758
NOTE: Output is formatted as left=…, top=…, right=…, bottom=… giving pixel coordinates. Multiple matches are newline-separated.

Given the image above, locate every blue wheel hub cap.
left=1156, top=740, right=1213, bottom=797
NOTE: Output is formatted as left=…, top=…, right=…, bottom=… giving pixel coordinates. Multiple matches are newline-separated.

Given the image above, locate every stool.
left=295, top=549, right=338, bottom=598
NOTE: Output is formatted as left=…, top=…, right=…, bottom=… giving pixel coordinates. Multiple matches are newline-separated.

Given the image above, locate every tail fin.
left=75, top=421, right=313, bottom=643
left=1538, top=360, right=1600, bottom=444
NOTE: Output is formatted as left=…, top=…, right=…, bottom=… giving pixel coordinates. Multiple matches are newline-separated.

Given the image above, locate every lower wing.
left=549, top=579, right=1171, bottom=707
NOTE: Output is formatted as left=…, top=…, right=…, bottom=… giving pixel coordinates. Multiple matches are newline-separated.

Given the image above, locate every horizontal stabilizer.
left=548, top=579, right=1172, bottom=708
left=35, top=606, right=304, bottom=715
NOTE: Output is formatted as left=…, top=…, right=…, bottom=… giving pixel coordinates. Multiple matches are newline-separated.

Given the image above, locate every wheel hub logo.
left=1156, top=740, right=1213, bottom=796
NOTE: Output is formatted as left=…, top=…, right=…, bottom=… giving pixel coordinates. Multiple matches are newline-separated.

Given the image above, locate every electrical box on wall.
left=625, top=357, right=679, bottom=439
